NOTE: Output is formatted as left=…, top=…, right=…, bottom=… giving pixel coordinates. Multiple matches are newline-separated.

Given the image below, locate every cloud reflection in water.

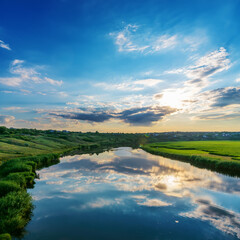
left=33, top=147, right=240, bottom=239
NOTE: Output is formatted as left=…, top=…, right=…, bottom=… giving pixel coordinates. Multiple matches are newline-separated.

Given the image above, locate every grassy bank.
left=0, top=153, right=60, bottom=238
left=142, top=141, right=240, bottom=177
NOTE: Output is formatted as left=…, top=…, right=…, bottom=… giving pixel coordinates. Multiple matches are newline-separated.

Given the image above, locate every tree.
left=0, top=126, right=8, bottom=134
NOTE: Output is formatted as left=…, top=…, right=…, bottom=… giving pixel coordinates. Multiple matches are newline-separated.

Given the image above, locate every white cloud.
left=12, top=59, right=24, bottom=66
left=136, top=198, right=172, bottom=207
left=45, top=77, right=63, bottom=86
left=156, top=48, right=231, bottom=110
left=0, top=40, right=11, bottom=50
left=152, top=35, right=177, bottom=52
left=167, top=47, right=230, bottom=80
left=95, top=78, right=163, bottom=92
left=110, top=24, right=149, bottom=53
left=1, top=90, right=13, bottom=94
left=110, top=24, right=177, bottom=54
left=185, top=47, right=230, bottom=80
left=0, top=115, right=15, bottom=124
left=3, top=107, right=23, bottom=111
left=0, top=77, right=23, bottom=87
left=110, top=25, right=207, bottom=55
left=0, top=59, right=63, bottom=87
left=180, top=199, right=240, bottom=238
left=20, top=89, right=32, bottom=95
left=2, top=106, right=28, bottom=113
left=235, top=78, right=240, bottom=83
left=58, top=91, right=68, bottom=97
left=133, top=79, right=163, bottom=86
left=66, top=102, right=80, bottom=106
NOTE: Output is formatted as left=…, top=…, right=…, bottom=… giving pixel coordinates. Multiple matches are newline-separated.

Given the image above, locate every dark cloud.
left=154, top=93, right=163, bottom=99
left=55, top=157, right=163, bottom=176
left=211, top=87, right=240, bottom=107
left=182, top=197, right=240, bottom=238
left=187, top=78, right=202, bottom=84
left=50, top=112, right=113, bottom=123
left=194, top=198, right=240, bottom=230
left=118, top=106, right=177, bottom=126
left=50, top=106, right=178, bottom=126
left=199, top=66, right=222, bottom=78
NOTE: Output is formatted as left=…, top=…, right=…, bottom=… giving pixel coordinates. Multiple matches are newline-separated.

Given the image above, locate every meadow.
left=142, top=141, right=240, bottom=176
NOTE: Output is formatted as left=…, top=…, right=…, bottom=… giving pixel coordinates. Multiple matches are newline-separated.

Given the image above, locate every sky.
left=0, top=0, right=240, bottom=132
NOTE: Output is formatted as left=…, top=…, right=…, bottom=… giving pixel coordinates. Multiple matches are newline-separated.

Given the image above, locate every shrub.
left=3, top=173, right=27, bottom=188
left=0, top=181, right=21, bottom=198
left=0, top=233, right=11, bottom=240
left=0, top=191, right=33, bottom=234
left=0, top=162, right=32, bottom=178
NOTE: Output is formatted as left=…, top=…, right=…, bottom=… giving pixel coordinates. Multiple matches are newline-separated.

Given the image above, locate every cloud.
left=210, top=87, right=240, bottom=107
left=0, top=77, right=23, bottom=87
left=110, top=24, right=149, bottom=53
left=151, top=35, right=177, bottom=52
left=52, top=111, right=113, bottom=123
left=194, top=113, right=240, bottom=121
left=118, top=106, right=177, bottom=126
left=180, top=198, right=240, bottom=238
left=192, top=87, right=240, bottom=120
left=167, top=47, right=230, bottom=81
left=133, top=79, right=163, bottom=86
left=197, top=87, right=240, bottom=110
left=3, top=107, right=23, bottom=111
left=185, top=47, right=230, bottom=80
left=12, top=59, right=24, bottom=65
left=49, top=105, right=177, bottom=126
left=110, top=24, right=177, bottom=54
left=110, top=24, right=208, bottom=55
left=236, top=78, right=240, bottom=83
left=0, top=59, right=63, bottom=87
left=45, top=77, right=63, bottom=86
left=95, top=78, right=163, bottom=92
left=0, top=115, right=15, bottom=124
left=0, top=40, right=11, bottom=50
left=156, top=48, right=231, bottom=110
left=138, top=198, right=171, bottom=207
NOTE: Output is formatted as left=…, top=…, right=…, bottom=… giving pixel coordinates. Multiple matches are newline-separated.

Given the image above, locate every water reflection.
left=21, top=147, right=240, bottom=240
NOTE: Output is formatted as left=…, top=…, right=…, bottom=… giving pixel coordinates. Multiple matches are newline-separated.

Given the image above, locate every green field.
left=142, top=141, right=240, bottom=176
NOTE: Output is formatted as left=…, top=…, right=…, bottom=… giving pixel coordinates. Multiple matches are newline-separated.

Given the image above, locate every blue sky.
left=0, top=0, right=240, bottom=132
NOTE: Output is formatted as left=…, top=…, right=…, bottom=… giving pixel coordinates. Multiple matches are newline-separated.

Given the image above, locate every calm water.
left=20, top=147, right=240, bottom=240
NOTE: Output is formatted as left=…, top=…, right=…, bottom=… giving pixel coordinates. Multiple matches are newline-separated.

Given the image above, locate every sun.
left=159, top=90, right=184, bottom=108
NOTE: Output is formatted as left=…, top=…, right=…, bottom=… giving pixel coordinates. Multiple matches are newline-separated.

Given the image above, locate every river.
left=18, top=147, right=240, bottom=240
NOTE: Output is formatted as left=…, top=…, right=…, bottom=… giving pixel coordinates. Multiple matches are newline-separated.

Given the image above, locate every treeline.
left=147, top=132, right=240, bottom=142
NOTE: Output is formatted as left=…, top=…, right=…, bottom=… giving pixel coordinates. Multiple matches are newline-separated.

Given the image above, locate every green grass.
left=0, top=153, right=60, bottom=236
left=142, top=141, right=240, bottom=177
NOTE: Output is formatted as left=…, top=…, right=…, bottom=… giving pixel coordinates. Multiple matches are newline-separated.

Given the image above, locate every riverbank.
left=142, top=141, right=240, bottom=177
